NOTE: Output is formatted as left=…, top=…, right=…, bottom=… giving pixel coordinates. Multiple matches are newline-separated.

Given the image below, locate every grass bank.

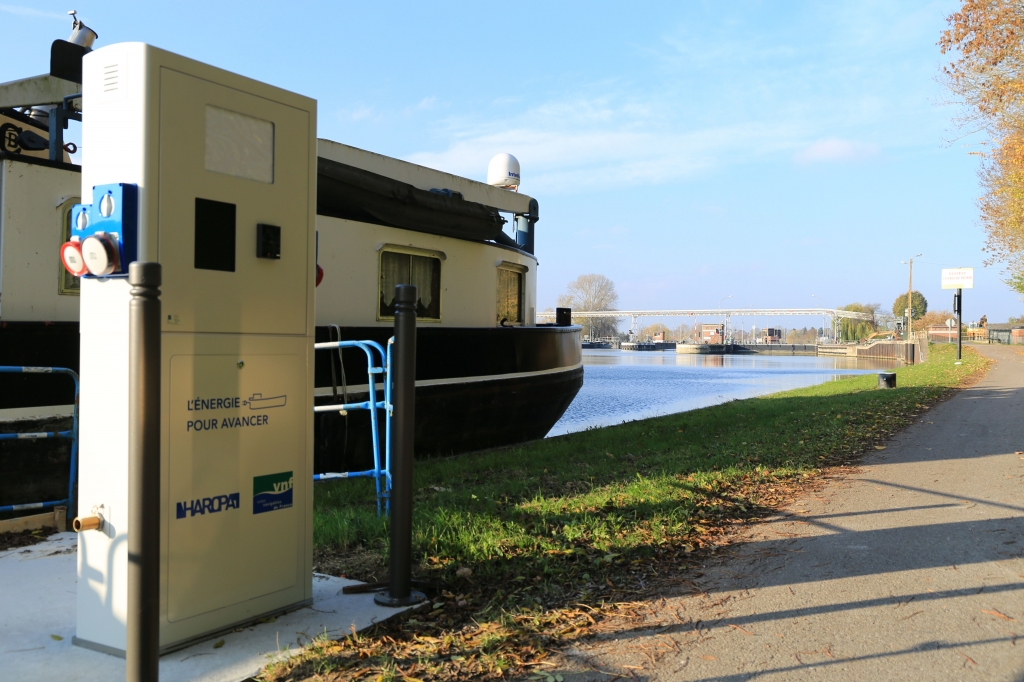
left=262, top=343, right=988, bottom=681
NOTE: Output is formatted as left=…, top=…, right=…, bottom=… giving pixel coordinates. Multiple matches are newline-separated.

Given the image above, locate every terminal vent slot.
left=102, top=64, right=118, bottom=93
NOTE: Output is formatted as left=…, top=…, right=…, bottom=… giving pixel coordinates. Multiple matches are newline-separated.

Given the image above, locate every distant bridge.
left=536, top=308, right=874, bottom=321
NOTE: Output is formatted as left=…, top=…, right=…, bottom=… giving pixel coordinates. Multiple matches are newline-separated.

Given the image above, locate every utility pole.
left=902, top=254, right=922, bottom=340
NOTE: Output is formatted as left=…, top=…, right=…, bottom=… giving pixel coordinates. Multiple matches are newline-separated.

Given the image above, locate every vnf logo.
left=175, top=492, right=240, bottom=519
left=253, top=471, right=293, bottom=515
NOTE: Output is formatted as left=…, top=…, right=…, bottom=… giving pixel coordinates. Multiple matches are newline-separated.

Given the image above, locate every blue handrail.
left=0, top=366, right=79, bottom=516
left=312, top=340, right=393, bottom=515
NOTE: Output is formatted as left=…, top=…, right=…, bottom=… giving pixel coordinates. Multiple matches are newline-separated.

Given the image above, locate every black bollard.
left=375, top=285, right=426, bottom=608
left=127, top=262, right=161, bottom=682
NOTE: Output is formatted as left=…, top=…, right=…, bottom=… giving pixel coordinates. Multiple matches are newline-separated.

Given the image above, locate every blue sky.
left=2, top=1, right=1009, bottom=324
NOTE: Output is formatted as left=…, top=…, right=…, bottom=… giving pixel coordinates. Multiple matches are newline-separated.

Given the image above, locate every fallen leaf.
left=874, top=446, right=887, bottom=451
left=729, top=623, right=754, bottom=636
left=213, top=639, right=225, bottom=649
left=981, top=608, right=1016, bottom=622
left=701, top=655, right=717, bottom=661
left=50, top=634, right=63, bottom=641
left=958, top=650, right=977, bottom=665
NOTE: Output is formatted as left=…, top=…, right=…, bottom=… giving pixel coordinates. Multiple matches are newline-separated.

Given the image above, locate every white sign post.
left=941, top=268, right=973, bottom=360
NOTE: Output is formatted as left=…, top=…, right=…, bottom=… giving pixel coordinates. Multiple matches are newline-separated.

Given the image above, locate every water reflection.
left=549, top=350, right=897, bottom=436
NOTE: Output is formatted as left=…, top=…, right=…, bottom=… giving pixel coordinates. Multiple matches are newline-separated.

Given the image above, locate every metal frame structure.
left=539, top=308, right=874, bottom=344
left=312, top=339, right=394, bottom=515
left=537, top=307, right=874, bottom=320
left=0, top=366, right=79, bottom=514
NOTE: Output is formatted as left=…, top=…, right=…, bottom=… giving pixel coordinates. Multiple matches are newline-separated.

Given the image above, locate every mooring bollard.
left=375, top=284, right=425, bottom=607
left=878, top=372, right=896, bottom=389
left=127, top=262, right=161, bottom=682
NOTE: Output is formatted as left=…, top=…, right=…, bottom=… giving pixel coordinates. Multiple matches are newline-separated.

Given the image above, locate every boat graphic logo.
left=253, top=471, right=293, bottom=515
left=1, top=124, right=21, bottom=153
left=243, top=393, right=286, bottom=410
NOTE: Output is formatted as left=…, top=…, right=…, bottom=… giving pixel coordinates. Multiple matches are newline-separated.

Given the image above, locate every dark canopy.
left=317, top=156, right=509, bottom=243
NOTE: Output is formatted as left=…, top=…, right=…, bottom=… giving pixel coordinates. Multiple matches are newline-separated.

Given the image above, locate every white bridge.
left=536, top=308, right=873, bottom=343
left=536, top=308, right=873, bottom=321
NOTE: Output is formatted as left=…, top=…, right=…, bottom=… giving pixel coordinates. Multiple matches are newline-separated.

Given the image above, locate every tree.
left=787, top=327, right=818, bottom=344
left=891, top=292, right=928, bottom=321
left=940, top=3, right=1024, bottom=286
left=557, top=274, right=619, bottom=338
left=915, top=309, right=956, bottom=332
left=839, top=302, right=880, bottom=341
left=639, top=323, right=671, bottom=341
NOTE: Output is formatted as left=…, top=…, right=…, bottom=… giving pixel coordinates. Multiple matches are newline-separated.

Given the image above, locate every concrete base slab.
left=0, top=532, right=413, bottom=681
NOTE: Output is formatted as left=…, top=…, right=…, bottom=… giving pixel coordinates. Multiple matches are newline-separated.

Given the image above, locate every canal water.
left=549, top=350, right=897, bottom=436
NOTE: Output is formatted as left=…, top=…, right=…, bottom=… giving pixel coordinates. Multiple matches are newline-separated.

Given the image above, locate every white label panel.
left=205, top=106, right=275, bottom=184
left=167, top=353, right=304, bottom=622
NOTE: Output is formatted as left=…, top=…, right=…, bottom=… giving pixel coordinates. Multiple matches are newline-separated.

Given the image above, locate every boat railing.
left=312, top=339, right=394, bottom=515
left=0, top=366, right=79, bottom=516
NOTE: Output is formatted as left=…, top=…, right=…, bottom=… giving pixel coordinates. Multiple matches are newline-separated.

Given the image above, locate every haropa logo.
left=175, top=492, right=240, bottom=519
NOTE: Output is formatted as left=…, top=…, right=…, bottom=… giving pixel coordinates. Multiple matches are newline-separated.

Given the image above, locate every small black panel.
left=194, top=198, right=236, bottom=272
left=49, top=40, right=88, bottom=84
left=256, top=224, right=281, bottom=259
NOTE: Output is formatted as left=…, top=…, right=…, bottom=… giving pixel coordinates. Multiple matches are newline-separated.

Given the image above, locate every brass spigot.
left=73, top=516, right=101, bottom=532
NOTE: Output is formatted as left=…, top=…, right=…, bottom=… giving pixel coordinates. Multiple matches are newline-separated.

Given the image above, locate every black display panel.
left=194, top=198, right=236, bottom=272
left=256, top=223, right=281, bottom=259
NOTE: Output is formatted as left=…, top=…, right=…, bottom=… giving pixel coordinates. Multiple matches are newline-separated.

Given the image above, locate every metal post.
left=907, top=257, right=914, bottom=341
left=375, top=284, right=425, bottom=608
left=956, top=287, right=963, bottom=361
left=127, top=262, right=161, bottom=682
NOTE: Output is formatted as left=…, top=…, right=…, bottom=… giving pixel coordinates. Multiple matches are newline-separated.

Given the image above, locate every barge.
left=0, top=23, right=582, bottom=507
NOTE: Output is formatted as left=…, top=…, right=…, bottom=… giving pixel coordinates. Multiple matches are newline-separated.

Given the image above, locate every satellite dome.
left=487, top=153, right=520, bottom=190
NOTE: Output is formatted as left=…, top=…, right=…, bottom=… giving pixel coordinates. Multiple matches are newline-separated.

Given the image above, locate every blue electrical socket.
left=71, top=183, right=138, bottom=277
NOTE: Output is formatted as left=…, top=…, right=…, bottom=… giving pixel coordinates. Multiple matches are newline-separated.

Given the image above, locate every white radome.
left=487, top=153, right=520, bottom=190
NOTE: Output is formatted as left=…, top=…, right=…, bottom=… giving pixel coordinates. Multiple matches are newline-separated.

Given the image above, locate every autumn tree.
left=839, top=302, right=880, bottom=341
left=673, top=322, right=699, bottom=343
left=787, top=327, right=819, bottom=344
left=915, top=309, right=957, bottom=332
left=638, top=323, right=672, bottom=341
left=940, top=2, right=1024, bottom=281
left=557, top=274, right=619, bottom=338
left=891, top=292, right=928, bottom=321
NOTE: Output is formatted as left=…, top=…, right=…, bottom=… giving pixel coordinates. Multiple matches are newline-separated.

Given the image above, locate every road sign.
left=942, top=268, right=974, bottom=289
left=946, top=318, right=956, bottom=328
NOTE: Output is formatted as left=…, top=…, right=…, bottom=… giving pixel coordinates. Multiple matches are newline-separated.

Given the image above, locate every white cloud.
left=0, top=4, right=66, bottom=20
left=346, top=105, right=375, bottom=122
left=793, top=137, right=880, bottom=164
left=404, top=96, right=805, bottom=194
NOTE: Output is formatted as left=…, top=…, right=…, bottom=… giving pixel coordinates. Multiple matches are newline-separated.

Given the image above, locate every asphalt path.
left=550, top=344, right=1024, bottom=681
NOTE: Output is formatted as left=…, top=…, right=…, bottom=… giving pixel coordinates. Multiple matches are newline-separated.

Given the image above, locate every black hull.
left=312, top=325, right=582, bottom=472
left=315, top=364, right=583, bottom=473
left=0, top=322, right=80, bottom=409
left=0, top=323, right=582, bottom=488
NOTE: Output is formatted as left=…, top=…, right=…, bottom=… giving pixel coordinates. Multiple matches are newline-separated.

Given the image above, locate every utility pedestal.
left=71, top=43, right=316, bottom=656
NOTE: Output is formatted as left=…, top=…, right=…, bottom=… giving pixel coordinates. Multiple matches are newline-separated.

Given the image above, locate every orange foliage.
left=941, top=2, right=1024, bottom=275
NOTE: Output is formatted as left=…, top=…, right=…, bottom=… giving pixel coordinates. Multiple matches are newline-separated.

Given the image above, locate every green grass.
left=313, top=344, right=986, bottom=591
left=263, top=344, right=988, bottom=681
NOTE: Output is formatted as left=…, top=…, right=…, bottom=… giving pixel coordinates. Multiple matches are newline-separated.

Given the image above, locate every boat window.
left=58, top=197, right=81, bottom=295
left=496, top=264, right=525, bottom=326
left=378, top=250, right=441, bottom=320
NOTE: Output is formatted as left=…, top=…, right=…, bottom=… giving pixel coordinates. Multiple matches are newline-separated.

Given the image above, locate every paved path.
left=554, top=344, right=1024, bottom=681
